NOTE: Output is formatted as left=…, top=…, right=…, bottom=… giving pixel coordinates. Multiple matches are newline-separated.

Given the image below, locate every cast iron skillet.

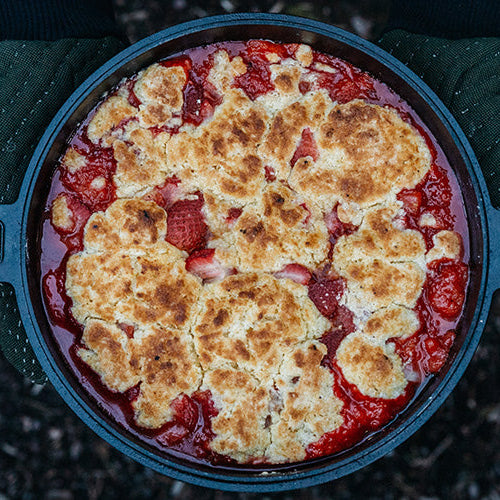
left=0, top=13, right=499, bottom=492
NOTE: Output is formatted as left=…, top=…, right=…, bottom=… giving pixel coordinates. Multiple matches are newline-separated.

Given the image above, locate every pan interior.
left=24, top=20, right=485, bottom=480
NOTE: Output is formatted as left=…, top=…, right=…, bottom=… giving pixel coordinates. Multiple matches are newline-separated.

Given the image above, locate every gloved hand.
left=0, top=0, right=125, bottom=384
left=378, top=0, right=500, bottom=206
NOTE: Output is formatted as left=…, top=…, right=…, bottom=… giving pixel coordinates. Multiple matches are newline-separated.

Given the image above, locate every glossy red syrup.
left=40, top=40, right=469, bottom=466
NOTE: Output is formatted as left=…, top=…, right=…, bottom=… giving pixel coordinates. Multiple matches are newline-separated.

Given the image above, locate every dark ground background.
left=1, top=1, right=499, bottom=499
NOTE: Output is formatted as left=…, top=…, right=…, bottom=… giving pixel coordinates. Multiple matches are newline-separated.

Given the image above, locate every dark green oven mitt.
left=0, top=37, right=124, bottom=383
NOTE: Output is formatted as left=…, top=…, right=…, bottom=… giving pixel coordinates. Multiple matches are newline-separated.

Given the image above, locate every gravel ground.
left=1, top=1, right=499, bottom=499
left=111, top=0, right=390, bottom=42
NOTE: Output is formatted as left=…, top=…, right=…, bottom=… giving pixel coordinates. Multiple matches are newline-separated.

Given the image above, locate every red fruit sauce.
left=40, top=40, right=469, bottom=466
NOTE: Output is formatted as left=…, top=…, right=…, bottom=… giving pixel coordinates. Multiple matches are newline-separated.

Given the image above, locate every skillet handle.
left=0, top=200, right=24, bottom=287
left=486, top=203, right=500, bottom=295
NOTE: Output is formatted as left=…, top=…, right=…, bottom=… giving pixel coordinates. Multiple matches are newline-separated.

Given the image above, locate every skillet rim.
left=16, top=13, right=492, bottom=491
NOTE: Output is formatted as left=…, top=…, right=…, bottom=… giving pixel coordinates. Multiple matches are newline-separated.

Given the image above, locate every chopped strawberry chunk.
left=170, top=394, right=199, bottom=432
left=421, top=329, right=455, bottom=373
left=144, top=177, right=182, bottom=210
left=299, top=203, right=312, bottom=225
left=61, top=145, right=116, bottom=212
left=121, top=76, right=142, bottom=107
left=291, top=128, right=319, bottom=166
left=118, top=323, right=135, bottom=339
left=234, top=40, right=288, bottom=100
left=310, top=54, right=377, bottom=103
left=264, top=166, right=276, bottom=182
left=332, top=77, right=374, bottom=104
left=185, top=248, right=229, bottom=280
left=320, top=306, right=356, bottom=362
left=246, top=39, right=290, bottom=58
left=226, top=207, right=243, bottom=225
left=166, top=193, right=208, bottom=252
left=157, top=423, right=190, bottom=446
left=42, top=268, right=68, bottom=326
left=156, top=393, right=199, bottom=446
left=308, top=277, right=345, bottom=318
left=428, top=260, right=468, bottom=320
left=424, top=206, right=455, bottom=231
left=397, top=189, right=422, bottom=215
left=330, top=305, right=355, bottom=335
left=124, top=383, right=141, bottom=402
left=424, top=337, right=448, bottom=373
left=51, top=193, right=91, bottom=253
left=325, top=205, right=357, bottom=241
left=424, top=164, right=452, bottom=205
left=274, top=264, right=311, bottom=285
left=441, top=329, right=456, bottom=350
left=183, top=60, right=222, bottom=126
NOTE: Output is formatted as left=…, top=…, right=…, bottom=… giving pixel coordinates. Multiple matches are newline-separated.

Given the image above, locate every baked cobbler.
left=41, top=40, right=468, bottom=464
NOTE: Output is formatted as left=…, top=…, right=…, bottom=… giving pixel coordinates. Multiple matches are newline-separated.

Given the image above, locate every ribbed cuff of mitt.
left=384, top=0, right=500, bottom=38
left=0, top=0, right=123, bottom=41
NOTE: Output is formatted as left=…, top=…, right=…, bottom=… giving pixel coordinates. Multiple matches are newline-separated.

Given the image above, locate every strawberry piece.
left=423, top=329, right=456, bottom=373
left=291, top=128, right=319, bottom=166
left=308, top=278, right=344, bottom=318
left=423, top=337, right=449, bottom=373
left=319, top=306, right=354, bottom=367
left=320, top=327, right=348, bottom=362
left=428, top=260, right=468, bottom=320
left=298, top=80, right=312, bottom=94
left=264, top=165, right=276, bottom=182
left=441, top=329, right=456, bottom=350
left=118, top=322, right=135, bottom=339
left=331, top=305, right=355, bottom=335
left=397, top=189, right=422, bottom=215
left=423, top=206, right=455, bottom=231
left=51, top=193, right=91, bottom=253
left=234, top=40, right=291, bottom=100
left=274, top=264, right=311, bottom=285
left=144, top=177, right=182, bottom=210
left=122, top=77, right=142, bottom=108
left=325, top=209, right=342, bottom=235
left=124, top=383, right=141, bottom=402
left=325, top=205, right=357, bottom=241
left=183, top=57, right=222, bottom=126
left=226, top=207, right=243, bottom=225
left=299, top=203, right=312, bottom=225
left=331, top=78, right=372, bottom=104
left=193, top=390, right=219, bottom=420
left=424, top=164, right=452, bottom=205
left=42, top=268, right=68, bottom=326
left=310, top=55, right=376, bottom=104
left=157, top=423, right=190, bottom=446
left=156, top=393, right=199, bottom=446
left=166, top=193, right=208, bottom=252
left=185, top=248, right=229, bottom=280
left=61, top=145, right=116, bottom=212
left=170, top=394, right=199, bottom=432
